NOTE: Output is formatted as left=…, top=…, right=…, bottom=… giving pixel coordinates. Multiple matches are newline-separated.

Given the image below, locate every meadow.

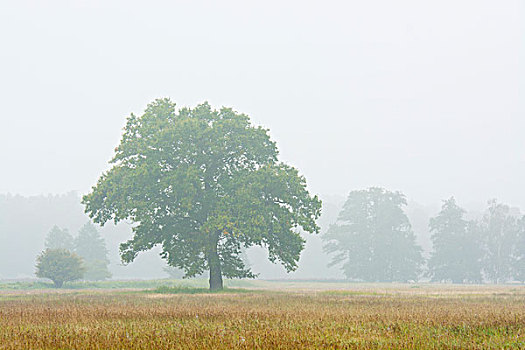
left=1, top=281, right=524, bottom=349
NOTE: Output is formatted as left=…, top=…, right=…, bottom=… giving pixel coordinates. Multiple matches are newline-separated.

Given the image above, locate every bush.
left=35, top=249, right=85, bottom=288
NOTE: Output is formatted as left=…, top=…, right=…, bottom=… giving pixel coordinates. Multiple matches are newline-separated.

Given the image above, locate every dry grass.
left=1, top=284, right=524, bottom=349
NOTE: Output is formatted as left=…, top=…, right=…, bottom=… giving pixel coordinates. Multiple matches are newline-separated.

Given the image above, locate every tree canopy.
left=35, top=249, right=85, bottom=288
left=74, top=222, right=111, bottom=281
left=45, top=225, right=74, bottom=251
left=479, top=200, right=521, bottom=284
left=427, top=197, right=482, bottom=283
left=83, top=99, right=321, bottom=290
left=323, top=187, right=423, bottom=282
left=514, top=216, right=525, bottom=282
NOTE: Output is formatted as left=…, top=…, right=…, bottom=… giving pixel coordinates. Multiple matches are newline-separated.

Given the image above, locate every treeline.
left=2, top=190, right=523, bottom=284
left=323, top=187, right=525, bottom=284
left=0, top=193, right=167, bottom=280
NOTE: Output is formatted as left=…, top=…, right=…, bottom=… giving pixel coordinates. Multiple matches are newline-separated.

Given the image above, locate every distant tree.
left=83, top=99, right=322, bottom=290
left=0, top=192, right=95, bottom=280
left=513, top=216, right=525, bottom=282
left=45, top=225, right=74, bottom=251
left=323, top=187, right=423, bottom=282
left=35, top=249, right=85, bottom=287
left=480, top=200, right=520, bottom=284
left=74, top=222, right=111, bottom=281
left=427, top=197, right=482, bottom=283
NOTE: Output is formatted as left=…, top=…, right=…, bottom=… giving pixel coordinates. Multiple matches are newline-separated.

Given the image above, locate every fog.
left=0, top=1, right=523, bottom=281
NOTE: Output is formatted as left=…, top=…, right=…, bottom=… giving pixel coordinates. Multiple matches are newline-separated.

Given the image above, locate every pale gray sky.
left=1, top=0, right=523, bottom=209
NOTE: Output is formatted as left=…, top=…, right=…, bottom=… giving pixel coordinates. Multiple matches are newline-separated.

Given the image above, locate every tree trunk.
left=208, top=238, right=223, bottom=291
left=54, top=280, right=64, bottom=288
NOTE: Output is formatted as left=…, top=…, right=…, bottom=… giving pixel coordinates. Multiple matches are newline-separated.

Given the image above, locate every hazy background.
left=0, top=0, right=523, bottom=279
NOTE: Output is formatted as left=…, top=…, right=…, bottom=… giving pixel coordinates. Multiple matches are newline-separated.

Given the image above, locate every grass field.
left=1, top=281, right=524, bottom=349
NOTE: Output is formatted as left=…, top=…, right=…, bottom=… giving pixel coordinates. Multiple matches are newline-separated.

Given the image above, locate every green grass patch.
left=0, top=278, right=258, bottom=291
left=149, top=285, right=255, bottom=294
left=0, top=279, right=203, bottom=290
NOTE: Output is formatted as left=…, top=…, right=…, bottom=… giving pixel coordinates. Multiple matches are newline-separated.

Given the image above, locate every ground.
left=0, top=280, right=524, bottom=349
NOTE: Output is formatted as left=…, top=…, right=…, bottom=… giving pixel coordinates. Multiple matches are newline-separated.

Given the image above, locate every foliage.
left=35, top=249, right=85, bottom=287
left=479, top=200, right=521, bottom=283
left=427, top=197, right=482, bottom=283
left=323, top=187, right=423, bottom=282
left=74, top=222, right=111, bottom=281
left=45, top=225, right=74, bottom=251
left=514, top=216, right=525, bottom=282
left=83, top=99, right=321, bottom=290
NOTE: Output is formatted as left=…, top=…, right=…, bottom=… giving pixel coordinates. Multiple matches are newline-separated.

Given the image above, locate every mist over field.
left=0, top=0, right=523, bottom=282
left=2, top=2, right=525, bottom=349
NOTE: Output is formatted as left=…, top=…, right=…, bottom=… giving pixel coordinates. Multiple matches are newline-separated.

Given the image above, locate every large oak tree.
left=83, top=99, right=321, bottom=290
